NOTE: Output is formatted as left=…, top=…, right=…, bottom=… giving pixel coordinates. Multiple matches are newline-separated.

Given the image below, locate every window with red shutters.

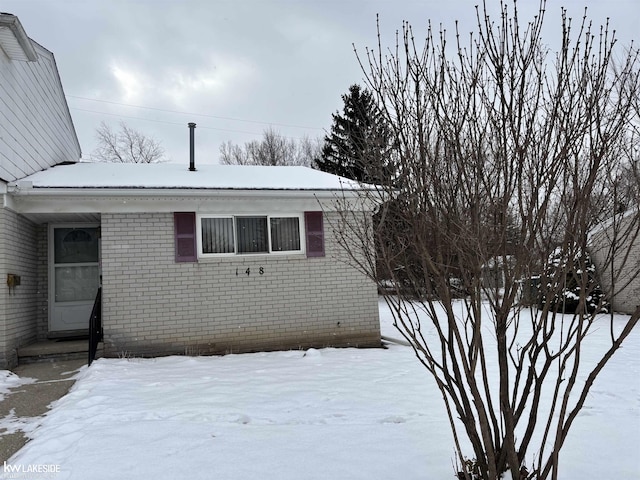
left=174, top=212, right=197, bottom=262
left=304, top=211, right=325, bottom=258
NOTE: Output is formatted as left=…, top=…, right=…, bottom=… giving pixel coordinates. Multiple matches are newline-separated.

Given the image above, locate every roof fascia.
left=7, top=187, right=366, bottom=199
left=4, top=192, right=374, bottom=214
left=0, top=14, right=37, bottom=62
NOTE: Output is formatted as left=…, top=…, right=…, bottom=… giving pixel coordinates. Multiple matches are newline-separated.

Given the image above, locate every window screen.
left=201, top=217, right=235, bottom=254
left=270, top=217, right=301, bottom=252
left=236, top=216, right=269, bottom=254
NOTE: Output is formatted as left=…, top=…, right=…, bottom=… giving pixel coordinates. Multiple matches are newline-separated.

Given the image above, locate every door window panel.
left=54, top=228, right=99, bottom=264
left=54, top=265, right=100, bottom=302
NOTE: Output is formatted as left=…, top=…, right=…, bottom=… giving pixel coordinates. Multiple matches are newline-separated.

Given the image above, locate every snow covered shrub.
left=456, top=458, right=483, bottom=480
left=456, top=458, right=534, bottom=480
left=539, top=245, right=609, bottom=314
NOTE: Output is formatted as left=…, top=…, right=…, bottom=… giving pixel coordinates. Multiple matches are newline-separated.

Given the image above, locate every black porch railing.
left=88, top=287, right=103, bottom=366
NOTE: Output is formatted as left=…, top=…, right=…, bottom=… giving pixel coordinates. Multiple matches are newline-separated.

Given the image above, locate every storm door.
left=49, top=225, right=100, bottom=333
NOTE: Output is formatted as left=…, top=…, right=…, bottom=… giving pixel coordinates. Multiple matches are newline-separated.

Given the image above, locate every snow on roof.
left=15, top=163, right=363, bottom=191
left=588, top=206, right=639, bottom=240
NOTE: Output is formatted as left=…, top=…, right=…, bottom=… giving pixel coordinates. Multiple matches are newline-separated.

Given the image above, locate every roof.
left=0, top=13, right=82, bottom=182
left=0, top=13, right=37, bottom=62
left=11, top=162, right=363, bottom=191
left=588, top=206, right=639, bottom=241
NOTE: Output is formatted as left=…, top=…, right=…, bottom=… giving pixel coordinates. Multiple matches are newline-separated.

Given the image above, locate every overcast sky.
left=4, top=0, right=638, bottom=165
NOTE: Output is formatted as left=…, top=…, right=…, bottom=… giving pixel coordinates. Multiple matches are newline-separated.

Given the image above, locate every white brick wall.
left=590, top=213, right=640, bottom=315
left=35, top=225, right=49, bottom=340
left=0, top=208, right=38, bottom=367
left=101, top=212, right=380, bottom=357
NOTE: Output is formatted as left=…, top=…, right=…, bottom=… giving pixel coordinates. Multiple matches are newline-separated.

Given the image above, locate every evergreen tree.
left=315, top=84, right=394, bottom=183
left=540, top=245, right=609, bottom=314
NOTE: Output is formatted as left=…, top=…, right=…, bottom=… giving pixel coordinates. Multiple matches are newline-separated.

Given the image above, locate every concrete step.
left=16, top=339, right=102, bottom=364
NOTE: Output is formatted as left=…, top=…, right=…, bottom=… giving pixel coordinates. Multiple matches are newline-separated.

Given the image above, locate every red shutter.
left=304, top=211, right=325, bottom=258
left=174, top=212, right=197, bottom=262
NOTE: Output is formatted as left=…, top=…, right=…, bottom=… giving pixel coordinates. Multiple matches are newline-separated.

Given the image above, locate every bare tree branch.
left=92, top=121, right=165, bottom=163
left=219, top=128, right=321, bottom=167
left=334, top=2, right=640, bottom=479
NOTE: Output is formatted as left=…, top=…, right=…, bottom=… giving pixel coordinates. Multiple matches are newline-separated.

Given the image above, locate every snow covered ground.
left=1, top=299, right=639, bottom=479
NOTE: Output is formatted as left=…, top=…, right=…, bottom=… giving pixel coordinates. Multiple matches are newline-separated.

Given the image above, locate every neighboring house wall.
left=0, top=13, right=81, bottom=366
left=100, top=212, right=380, bottom=357
left=0, top=208, right=38, bottom=368
left=590, top=212, right=640, bottom=315
left=0, top=40, right=80, bottom=182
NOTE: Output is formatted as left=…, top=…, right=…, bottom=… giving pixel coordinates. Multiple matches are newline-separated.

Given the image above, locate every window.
left=198, top=214, right=304, bottom=256
left=201, top=217, right=234, bottom=254
left=237, top=216, right=269, bottom=253
left=271, top=217, right=301, bottom=252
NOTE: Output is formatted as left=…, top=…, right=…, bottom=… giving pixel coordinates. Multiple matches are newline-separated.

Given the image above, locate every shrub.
left=540, top=245, right=609, bottom=314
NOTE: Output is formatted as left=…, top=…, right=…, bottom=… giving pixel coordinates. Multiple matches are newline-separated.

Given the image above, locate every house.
left=5, top=162, right=382, bottom=365
left=0, top=13, right=82, bottom=368
left=0, top=14, right=380, bottom=368
left=589, top=208, right=640, bottom=315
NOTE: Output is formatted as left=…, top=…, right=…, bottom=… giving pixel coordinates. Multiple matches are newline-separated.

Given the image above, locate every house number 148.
left=236, top=267, right=264, bottom=276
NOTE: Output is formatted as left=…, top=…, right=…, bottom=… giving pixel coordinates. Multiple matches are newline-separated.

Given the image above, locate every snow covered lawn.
left=3, top=299, right=639, bottom=479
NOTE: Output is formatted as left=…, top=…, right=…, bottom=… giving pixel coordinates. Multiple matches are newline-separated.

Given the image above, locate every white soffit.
left=0, top=14, right=37, bottom=62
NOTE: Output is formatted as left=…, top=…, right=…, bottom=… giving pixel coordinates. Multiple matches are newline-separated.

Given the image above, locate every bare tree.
left=219, top=127, right=321, bottom=167
left=219, top=141, right=250, bottom=165
left=332, top=2, right=640, bottom=479
left=299, top=135, right=324, bottom=167
left=92, top=121, right=165, bottom=163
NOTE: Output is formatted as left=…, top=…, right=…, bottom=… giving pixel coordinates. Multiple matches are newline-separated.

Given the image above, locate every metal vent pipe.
left=188, top=122, right=196, bottom=171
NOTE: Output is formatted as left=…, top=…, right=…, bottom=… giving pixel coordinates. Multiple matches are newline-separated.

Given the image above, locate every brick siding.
left=590, top=213, right=640, bottom=315
left=100, top=212, right=380, bottom=357
left=35, top=225, right=49, bottom=340
left=0, top=209, right=38, bottom=368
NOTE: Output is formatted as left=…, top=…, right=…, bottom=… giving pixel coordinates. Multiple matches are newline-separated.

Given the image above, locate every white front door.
left=49, top=225, right=100, bottom=333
